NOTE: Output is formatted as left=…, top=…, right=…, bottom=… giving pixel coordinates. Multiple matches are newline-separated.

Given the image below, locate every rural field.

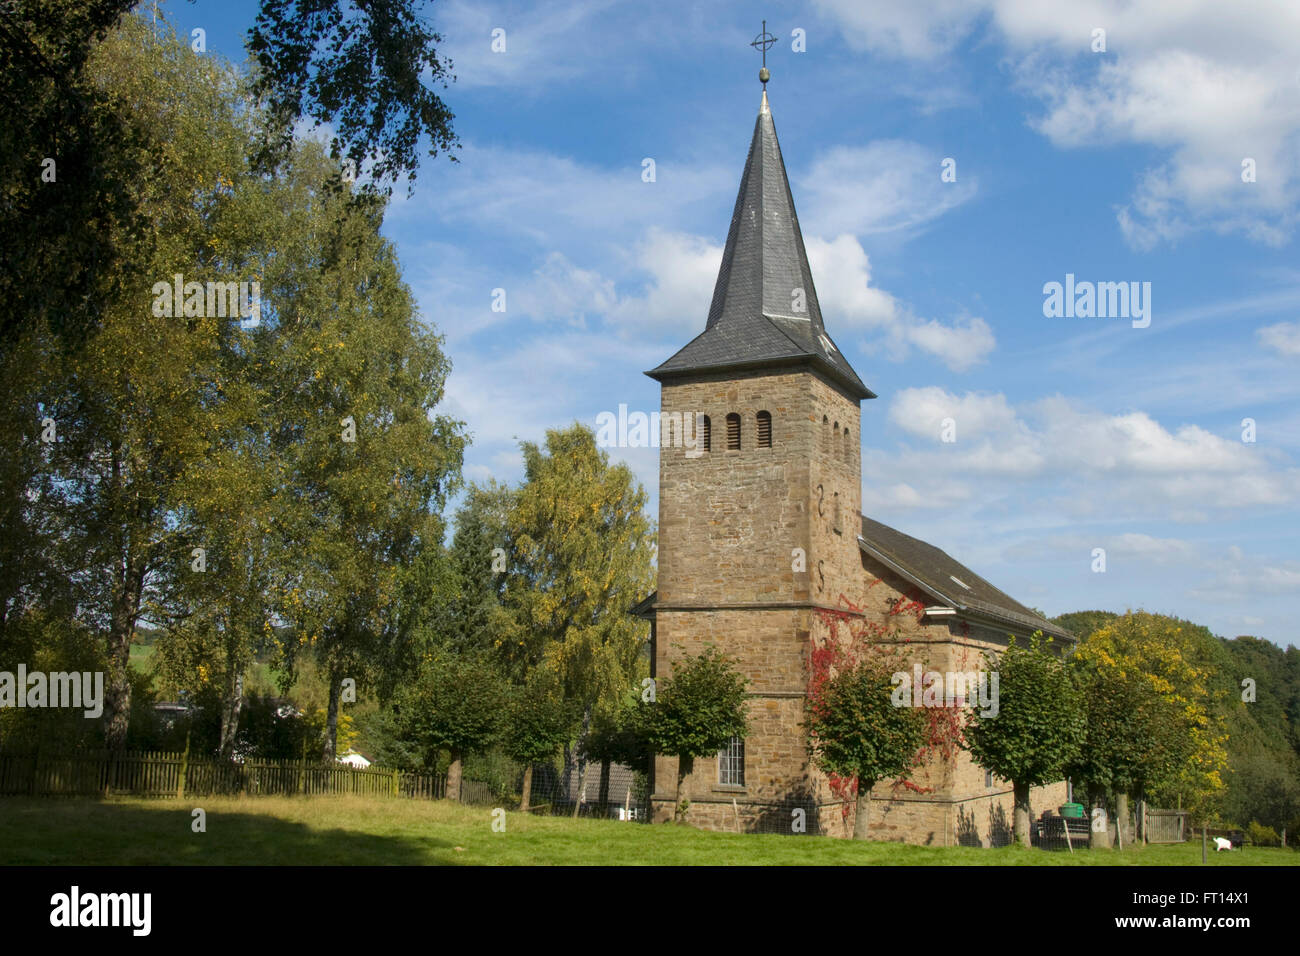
left=1, top=795, right=1296, bottom=867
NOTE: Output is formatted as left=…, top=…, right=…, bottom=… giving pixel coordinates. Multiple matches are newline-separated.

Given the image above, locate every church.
left=632, top=72, right=1074, bottom=846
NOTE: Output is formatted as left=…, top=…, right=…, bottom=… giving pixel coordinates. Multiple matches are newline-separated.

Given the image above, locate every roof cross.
left=750, top=20, right=776, bottom=86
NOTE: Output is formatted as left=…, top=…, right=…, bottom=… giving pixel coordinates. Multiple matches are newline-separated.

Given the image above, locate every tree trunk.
left=571, top=760, right=590, bottom=819
left=674, top=755, right=693, bottom=822
left=447, top=749, right=463, bottom=802
left=323, top=668, right=341, bottom=761
left=1089, top=787, right=1109, bottom=849
left=853, top=779, right=873, bottom=840
left=1013, top=780, right=1032, bottom=847
left=104, top=555, right=146, bottom=750
left=520, top=765, right=533, bottom=812
left=560, top=740, right=573, bottom=809
left=218, top=668, right=244, bottom=759
left=571, top=705, right=591, bottom=819
left=1116, top=792, right=1130, bottom=846
left=597, top=759, right=611, bottom=816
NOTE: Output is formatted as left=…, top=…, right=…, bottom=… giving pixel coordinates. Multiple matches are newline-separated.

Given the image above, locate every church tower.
left=638, top=56, right=1074, bottom=843
left=643, top=82, right=875, bottom=831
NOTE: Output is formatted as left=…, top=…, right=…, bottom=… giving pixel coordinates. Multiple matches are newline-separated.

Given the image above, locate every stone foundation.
left=651, top=779, right=1070, bottom=846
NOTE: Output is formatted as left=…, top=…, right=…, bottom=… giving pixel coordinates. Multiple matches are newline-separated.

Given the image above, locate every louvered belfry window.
left=702, top=415, right=711, bottom=451
left=726, top=413, right=740, bottom=450
left=756, top=411, right=772, bottom=448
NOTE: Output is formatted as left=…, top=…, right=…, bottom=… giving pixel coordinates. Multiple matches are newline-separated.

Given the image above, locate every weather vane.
left=750, top=19, right=776, bottom=87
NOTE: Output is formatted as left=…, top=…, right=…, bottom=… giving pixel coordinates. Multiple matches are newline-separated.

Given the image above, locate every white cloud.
left=811, top=0, right=991, bottom=60
left=607, top=229, right=722, bottom=338
left=807, top=235, right=995, bottom=370
left=864, top=388, right=1300, bottom=517
left=604, top=230, right=995, bottom=372
left=1258, top=321, right=1300, bottom=357
left=1189, top=550, right=1300, bottom=602
left=804, top=235, right=899, bottom=328
left=1004, top=532, right=1198, bottom=565
left=436, top=0, right=619, bottom=90
left=815, top=0, right=1300, bottom=246
left=512, top=252, right=617, bottom=327
left=797, top=141, right=978, bottom=237
left=889, top=387, right=1022, bottom=439
left=387, top=142, right=732, bottom=252
left=904, top=316, right=996, bottom=373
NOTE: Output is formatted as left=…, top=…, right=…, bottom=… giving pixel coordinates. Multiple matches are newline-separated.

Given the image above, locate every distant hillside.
left=1054, top=608, right=1300, bottom=832
left=1050, top=609, right=1118, bottom=641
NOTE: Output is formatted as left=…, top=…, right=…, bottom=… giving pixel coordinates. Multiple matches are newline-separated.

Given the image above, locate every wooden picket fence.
left=0, top=748, right=449, bottom=801
left=1144, top=807, right=1190, bottom=844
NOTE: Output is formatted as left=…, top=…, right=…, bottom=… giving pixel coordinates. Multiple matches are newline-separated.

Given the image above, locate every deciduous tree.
left=965, top=633, right=1085, bottom=847
left=644, top=648, right=748, bottom=823
left=808, top=655, right=928, bottom=840
left=393, top=651, right=508, bottom=801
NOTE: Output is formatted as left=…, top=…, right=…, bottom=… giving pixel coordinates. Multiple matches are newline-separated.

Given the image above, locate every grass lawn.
left=2, top=795, right=1298, bottom=866
left=128, top=643, right=154, bottom=673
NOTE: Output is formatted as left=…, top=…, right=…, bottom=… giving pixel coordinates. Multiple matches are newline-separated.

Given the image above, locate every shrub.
left=1246, top=821, right=1280, bottom=847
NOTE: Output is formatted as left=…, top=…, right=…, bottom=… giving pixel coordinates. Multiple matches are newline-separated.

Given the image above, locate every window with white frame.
left=718, top=736, right=745, bottom=786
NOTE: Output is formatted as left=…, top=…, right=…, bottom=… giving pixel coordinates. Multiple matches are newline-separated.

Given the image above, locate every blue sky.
left=169, top=0, right=1300, bottom=645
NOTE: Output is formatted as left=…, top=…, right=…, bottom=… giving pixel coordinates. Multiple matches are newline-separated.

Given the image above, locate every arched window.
left=702, top=414, right=711, bottom=452
left=756, top=410, right=772, bottom=448
left=726, top=413, right=741, bottom=450
left=822, top=415, right=829, bottom=454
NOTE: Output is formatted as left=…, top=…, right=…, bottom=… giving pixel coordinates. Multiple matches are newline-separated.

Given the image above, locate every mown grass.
left=1, top=795, right=1296, bottom=866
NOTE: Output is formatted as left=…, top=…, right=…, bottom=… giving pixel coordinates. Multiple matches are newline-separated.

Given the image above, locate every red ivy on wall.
left=808, top=589, right=967, bottom=816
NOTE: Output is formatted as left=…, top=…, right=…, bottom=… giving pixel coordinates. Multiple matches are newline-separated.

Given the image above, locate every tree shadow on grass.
left=0, top=798, right=458, bottom=866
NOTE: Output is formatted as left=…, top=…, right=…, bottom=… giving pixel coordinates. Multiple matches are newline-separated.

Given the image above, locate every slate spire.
left=647, top=91, right=874, bottom=401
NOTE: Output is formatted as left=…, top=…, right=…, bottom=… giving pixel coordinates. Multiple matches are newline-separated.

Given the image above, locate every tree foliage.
left=645, top=648, right=748, bottom=821
left=965, top=633, right=1085, bottom=846
left=437, top=480, right=518, bottom=660
left=1067, top=657, right=1193, bottom=804
left=247, top=0, right=459, bottom=192
left=393, top=652, right=508, bottom=770
left=503, top=673, right=578, bottom=766
left=808, top=654, right=928, bottom=839
left=1073, top=611, right=1230, bottom=817
left=502, top=425, right=655, bottom=714
left=0, top=13, right=465, bottom=755
left=1051, top=610, right=1118, bottom=642
left=1, top=1, right=460, bottom=351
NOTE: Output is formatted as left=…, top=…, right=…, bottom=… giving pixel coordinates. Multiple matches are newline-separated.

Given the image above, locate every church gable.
left=858, top=515, right=1073, bottom=642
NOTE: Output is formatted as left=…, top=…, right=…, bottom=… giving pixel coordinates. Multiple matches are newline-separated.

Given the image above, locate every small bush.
left=1246, top=821, right=1280, bottom=847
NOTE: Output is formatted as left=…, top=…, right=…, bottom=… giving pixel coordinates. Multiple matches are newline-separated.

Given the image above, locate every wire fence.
left=463, top=756, right=652, bottom=820
left=0, top=747, right=652, bottom=821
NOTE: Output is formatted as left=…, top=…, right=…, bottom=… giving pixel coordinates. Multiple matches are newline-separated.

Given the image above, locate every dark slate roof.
left=858, top=515, right=1075, bottom=641
left=647, top=92, right=874, bottom=401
